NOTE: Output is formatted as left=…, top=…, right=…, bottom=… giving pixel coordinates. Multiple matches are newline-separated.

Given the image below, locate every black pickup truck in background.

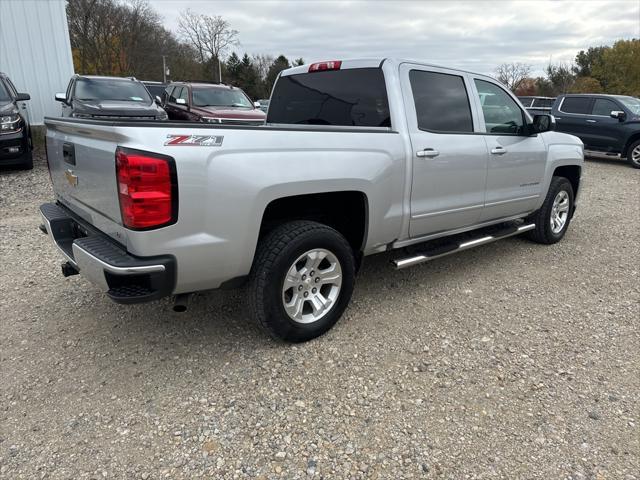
left=518, top=96, right=555, bottom=116
left=551, top=94, right=640, bottom=168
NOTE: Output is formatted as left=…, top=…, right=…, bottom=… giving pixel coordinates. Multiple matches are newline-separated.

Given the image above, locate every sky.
left=150, top=0, right=640, bottom=76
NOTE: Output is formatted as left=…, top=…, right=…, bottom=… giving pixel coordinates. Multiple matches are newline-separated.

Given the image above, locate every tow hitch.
left=61, top=261, right=79, bottom=277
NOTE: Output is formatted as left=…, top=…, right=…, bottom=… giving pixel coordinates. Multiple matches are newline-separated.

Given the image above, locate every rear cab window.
left=267, top=68, right=391, bottom=127
left=560, top=97, right=592, bottom=114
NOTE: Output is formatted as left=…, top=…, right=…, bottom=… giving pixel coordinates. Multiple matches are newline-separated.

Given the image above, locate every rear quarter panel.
left=107, top=125, right=406, bottom=293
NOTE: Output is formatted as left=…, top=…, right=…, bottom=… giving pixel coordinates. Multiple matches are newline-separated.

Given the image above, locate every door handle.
left=490, top=146, right=507, bottom=155
left=586, top=119, right=597, bottom=123
left=416, top=148, right=439, bottom=158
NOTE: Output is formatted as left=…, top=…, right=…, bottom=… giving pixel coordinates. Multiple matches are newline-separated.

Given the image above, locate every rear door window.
left=591, top=98, right=618, bottom=116
left=560, top=97, right=592, bottom=114
left=267, top=68, right=390, bottom=127
left=409, top=70, right=473, bottom=133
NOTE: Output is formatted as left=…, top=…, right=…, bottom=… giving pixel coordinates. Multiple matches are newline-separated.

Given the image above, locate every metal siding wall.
left=0, top=0, right=74, bottom=125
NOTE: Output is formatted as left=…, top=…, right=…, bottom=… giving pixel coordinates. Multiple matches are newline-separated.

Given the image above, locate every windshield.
left=192, top=88, right=252, bottom=108
left=74, top=78, right=152, bottom=103
left=617, top=96, right=640, bottom=115
left=0, top=81, right=10, bottom=102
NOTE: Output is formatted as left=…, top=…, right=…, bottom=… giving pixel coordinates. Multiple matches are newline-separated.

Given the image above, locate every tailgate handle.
left=62, top=143, right=76, bottom=166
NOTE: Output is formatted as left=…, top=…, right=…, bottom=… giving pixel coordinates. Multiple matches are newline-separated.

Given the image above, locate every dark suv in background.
left=0, top=72, right=33, bottom=170
left=163, top=82, right=266, bottom=125
left=551, top=94, right=640, bottom=168
left=55, top=75, right=168, bottom=120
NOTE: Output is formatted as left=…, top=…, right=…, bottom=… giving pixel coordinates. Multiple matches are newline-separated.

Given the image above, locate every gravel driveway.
left=1, top=152, right=638, bottom=480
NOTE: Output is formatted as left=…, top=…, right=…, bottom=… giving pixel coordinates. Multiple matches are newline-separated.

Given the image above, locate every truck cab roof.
left=280, top=58, right=497, bottom=82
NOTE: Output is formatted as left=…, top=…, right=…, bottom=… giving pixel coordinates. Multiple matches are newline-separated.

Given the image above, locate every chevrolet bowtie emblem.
left=65, top=169, right=78, bottom=187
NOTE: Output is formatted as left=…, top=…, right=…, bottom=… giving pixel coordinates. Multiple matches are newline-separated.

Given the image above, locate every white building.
left=0, top=0, right=74, bottom=125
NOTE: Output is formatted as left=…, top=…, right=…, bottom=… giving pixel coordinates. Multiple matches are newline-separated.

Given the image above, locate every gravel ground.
left=1, top=151, right=639, bottom=480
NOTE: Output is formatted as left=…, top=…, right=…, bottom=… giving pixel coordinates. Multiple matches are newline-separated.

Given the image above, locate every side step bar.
left=584, top=150, right=621, bottom=160
left=393, top=223, right=535, bottom=269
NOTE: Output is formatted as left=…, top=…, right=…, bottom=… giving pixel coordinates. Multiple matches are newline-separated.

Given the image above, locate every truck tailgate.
left=45, top=119, right=129, bottom=243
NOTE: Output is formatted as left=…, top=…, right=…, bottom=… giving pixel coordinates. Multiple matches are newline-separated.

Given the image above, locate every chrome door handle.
left=490, top=147, right=507, bottom=155
left=586, top=119, right=597, bottom=123
left=416, top=148, right=440, bottom=158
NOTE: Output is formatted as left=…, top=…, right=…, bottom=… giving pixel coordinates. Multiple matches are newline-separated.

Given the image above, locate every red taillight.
left=308, top=60, right=342, bottom=72
left=115, top=147, right=177, bottom=230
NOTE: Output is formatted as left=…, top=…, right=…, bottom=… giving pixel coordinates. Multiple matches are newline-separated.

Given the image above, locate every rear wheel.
left=627, top=140, right=640, bottom=169
left=248, top=221, right=355, bottom=342
left=526, top=177, right=574, bottom=244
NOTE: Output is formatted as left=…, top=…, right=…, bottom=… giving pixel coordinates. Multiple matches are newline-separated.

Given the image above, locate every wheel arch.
left=622, top=132, right=640, bottom=157
left=258, top=191, right=369, bottom=255
left=552, top=164, right=581, bottom=197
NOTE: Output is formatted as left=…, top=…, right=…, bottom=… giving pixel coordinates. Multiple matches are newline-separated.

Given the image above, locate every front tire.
left=627, top=140, right=640, bottom=169
left=248, top=221, right=355, bottom=342
left=526, top=177, right=574, bottom=244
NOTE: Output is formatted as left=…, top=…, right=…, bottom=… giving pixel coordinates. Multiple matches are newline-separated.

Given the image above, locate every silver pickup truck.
left=41, top=58, right=584, bottom=342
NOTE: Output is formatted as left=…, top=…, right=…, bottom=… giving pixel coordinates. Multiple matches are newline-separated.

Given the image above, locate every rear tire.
left=248, top=221, right=355, bottom=342
left=526, top=177, right=574, bottom=244
left=627, top=140, right=640, bottom=169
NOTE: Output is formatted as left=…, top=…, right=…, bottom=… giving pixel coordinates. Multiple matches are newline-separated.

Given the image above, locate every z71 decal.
left=164, top=134, right=224, bottom=146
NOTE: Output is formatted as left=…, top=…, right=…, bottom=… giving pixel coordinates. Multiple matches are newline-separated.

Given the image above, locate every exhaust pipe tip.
left=173, top=293, right=191, bottom=313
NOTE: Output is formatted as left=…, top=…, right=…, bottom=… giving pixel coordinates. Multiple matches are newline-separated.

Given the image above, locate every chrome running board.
left=393, top=223, right=535, bottom=269
left=584, top=150, right=621, bottom=160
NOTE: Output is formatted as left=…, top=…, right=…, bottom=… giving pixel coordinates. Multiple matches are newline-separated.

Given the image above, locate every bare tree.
left=177, top=9, right=206, bottom=64
left=252, top=54, right=275, bottom=80
left=494, top=62, right=532, bottom=92
left=178, top=9, right=238, bottom=82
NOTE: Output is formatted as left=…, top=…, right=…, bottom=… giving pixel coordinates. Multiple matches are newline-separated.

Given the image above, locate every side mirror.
left=15, top=93, right=30, bottom=101
left=532, top=114, right=555, bottom=134
left=155, top=95, right=162, bottom=105
left=254, top=101, right=260, bottom=108
left=55, top=93, right=67, bottom=103
left=610, top=110, right=626, bottom=121
left=175, top=98, right=186, bottom=106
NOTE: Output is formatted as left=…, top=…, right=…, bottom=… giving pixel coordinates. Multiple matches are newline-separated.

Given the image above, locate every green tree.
left=569, top=76, right=603, bottom=93
left=266, top=55, right=291, bottom=93
left=239, top=53, right=262, bottom=99
left=592, top=39, right=640, bottom=96
left=545, top=62, right=575, bottom=95
left=573, top=46, right=608, bottom=77
left=225, top=52, right=242, bottom=83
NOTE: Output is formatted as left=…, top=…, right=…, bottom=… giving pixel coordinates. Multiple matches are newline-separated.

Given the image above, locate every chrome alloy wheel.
left=550, top=190, right=570, bottom=234
left=631, top=144, right=640, bottom=166
left=282, top=248, right=342, bottom=324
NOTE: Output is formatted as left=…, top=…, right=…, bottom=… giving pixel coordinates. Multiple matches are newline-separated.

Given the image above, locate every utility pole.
left=218, top=57, right=222, bottom=83
left=162, top=56, right=167, bottom=83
